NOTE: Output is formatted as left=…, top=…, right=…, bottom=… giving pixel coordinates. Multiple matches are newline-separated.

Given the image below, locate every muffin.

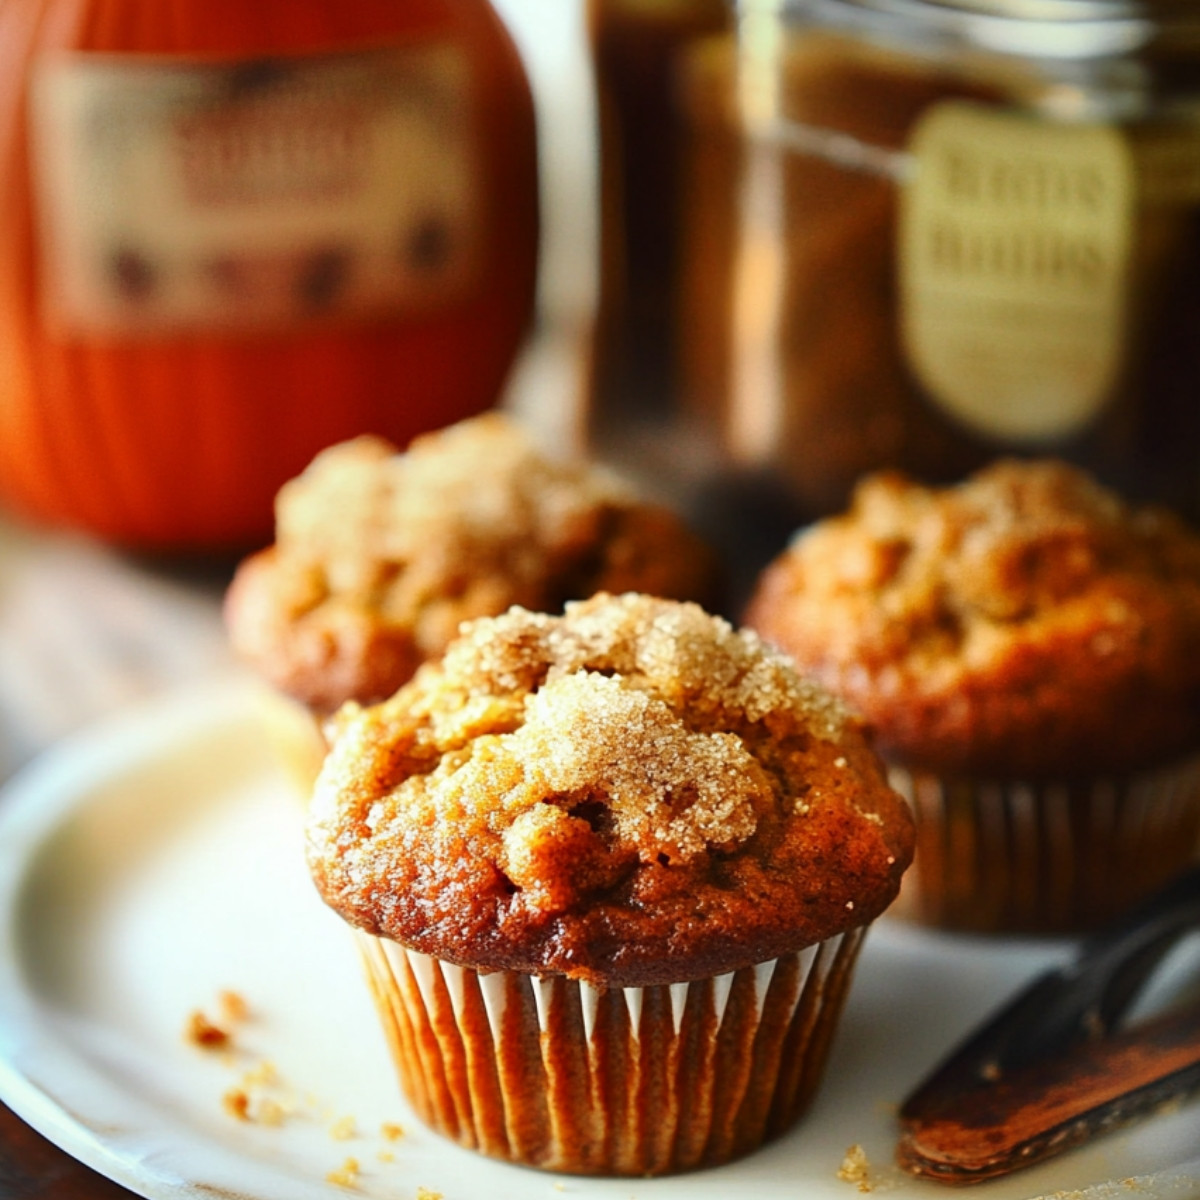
left=305, top=592, right=914, bottom=1175
left=224, top=413, right=717, bottom=778
left=745, top=458, right=1200, bottom=933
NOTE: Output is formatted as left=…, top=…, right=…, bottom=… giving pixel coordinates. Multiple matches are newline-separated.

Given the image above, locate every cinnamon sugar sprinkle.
left=326, top=593, right=855, bottom=899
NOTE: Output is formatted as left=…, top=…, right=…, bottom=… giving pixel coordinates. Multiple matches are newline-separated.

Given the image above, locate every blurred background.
left=4, top=1, right=1200, bottom=1193
left=4, top=0, right=1200, bottom=762
left=0, top=0, right=599, bottom=777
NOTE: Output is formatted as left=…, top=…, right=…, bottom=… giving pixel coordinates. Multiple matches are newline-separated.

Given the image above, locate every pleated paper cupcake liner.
left=355, top=924, right=868, bottom=1176
left=888, top=754, right=1200, bottom=934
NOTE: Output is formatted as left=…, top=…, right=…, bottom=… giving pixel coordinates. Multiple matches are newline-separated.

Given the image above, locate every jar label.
left=30, top=45, right=481, bottom=334
left=899, top=102, right=1133, bottom=442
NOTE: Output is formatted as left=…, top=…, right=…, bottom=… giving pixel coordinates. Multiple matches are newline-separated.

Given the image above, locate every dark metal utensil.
left=898, top=864, right=1200, bottom=1185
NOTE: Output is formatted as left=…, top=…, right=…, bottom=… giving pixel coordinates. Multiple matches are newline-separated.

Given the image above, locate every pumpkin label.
left=30, top=44, right=482, bottom=333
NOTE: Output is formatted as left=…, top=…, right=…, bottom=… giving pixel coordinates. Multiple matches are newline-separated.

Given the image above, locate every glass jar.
left=674, top=0, right=1200, bottom=546
left=588, top=0, right=731, bottom=436
left=0, top=0, right=538, bottom=551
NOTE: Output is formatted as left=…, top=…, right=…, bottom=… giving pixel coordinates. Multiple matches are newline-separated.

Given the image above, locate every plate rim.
left=2, top=682, right=1200, bottom=1200
left=0, top=681, right=284, bottom=1200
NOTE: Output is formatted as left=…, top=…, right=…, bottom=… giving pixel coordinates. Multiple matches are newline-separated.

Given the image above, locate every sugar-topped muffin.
left=306, top=592, right=913, bottom=1174
left=224, top=413, right=718, bottom=716
left=746, top=459, right=1200, bottom=931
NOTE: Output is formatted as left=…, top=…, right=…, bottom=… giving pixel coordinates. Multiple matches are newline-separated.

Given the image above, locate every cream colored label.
left=900, top=102, right=1133, bottom=442
left=31, top=46, right=480, bottom=334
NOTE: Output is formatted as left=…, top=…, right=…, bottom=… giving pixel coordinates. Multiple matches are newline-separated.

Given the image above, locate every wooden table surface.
left=0, top=1104, right=136, bottom=1199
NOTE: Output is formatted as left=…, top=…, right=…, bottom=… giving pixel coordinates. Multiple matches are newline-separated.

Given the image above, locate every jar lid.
left=742, top=0, right=1200, bottom=57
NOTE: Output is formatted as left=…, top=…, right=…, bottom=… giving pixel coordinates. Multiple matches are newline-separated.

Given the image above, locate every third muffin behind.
left=745, top=458, right=1200, bottom=933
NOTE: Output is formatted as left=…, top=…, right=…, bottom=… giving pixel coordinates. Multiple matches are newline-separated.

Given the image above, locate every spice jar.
left=0, top=0, right=538, bottom=551
left=674, top=0, right=1200, bottom=537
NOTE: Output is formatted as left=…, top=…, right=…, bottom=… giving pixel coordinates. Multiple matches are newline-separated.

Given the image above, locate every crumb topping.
left=762, top=460, right=1200, bottom=672
left=308, top=593, right=913, bottom=986
left=746, top=459, right=1200, bottom=776
left=225, top=414, right=715, bottom=713
left=274, top=417, right=635, bottom=599
left=329, top=1115, right=357, bottom=1141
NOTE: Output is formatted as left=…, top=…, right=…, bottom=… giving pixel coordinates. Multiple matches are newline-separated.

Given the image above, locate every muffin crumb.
left=326, top=1157, right=360, bottom=1188
left=184, top=1010, right=229, bottom=1050
left=837, top=1143, right=873, bottom=1191
left=222, top=1088, right=251, bottom=1121
left=381, top=1121, right=405, bottom=1141
left=218, top=989, right=249, bottom=1024
left=241, top=1059, right=277, bottom=1088
left=185, top=990, right=251, bottom=1052
left=192, top=998, right=312, bottom=1129
left=330, top=1115, right=357, bottom=1141
left=256, top=1097, right=288, bottom=1127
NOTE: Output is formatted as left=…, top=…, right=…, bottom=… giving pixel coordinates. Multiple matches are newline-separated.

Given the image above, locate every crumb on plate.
left=330, top=1115, right=357, bottom=1141
left=240, top=1059, right=278, bottom=1088
left=327, top=1157, right=361, bottom=1188
left=184, top=1009, right=230, bottom=1050
left=838, top=1143, right=872, bottom=1192
left=185, top=990, right=250, bottom=1051
left=219, top=989, right=249, bottom=1023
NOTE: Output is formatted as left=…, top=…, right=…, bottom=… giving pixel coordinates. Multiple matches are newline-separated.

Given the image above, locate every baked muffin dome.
left=306, top=592, right=913, bottom=988
left=745, top=459, right=1200, bottom=779
left=224, top=414, right=717, bottom=714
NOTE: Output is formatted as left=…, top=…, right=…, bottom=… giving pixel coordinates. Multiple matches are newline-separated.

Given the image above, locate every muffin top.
left=306, top=593, right=913, bottom=987
left=224, top=414, right=716, bottom=713
left=745, top=459, right=1200, bottom=778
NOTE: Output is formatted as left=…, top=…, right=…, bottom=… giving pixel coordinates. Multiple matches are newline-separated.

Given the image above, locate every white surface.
left=1, top=683, right=1199, bottom=1200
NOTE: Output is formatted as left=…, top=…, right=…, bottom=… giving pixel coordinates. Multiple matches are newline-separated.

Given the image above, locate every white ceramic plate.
left=1, top=682, right=1199, bottom=1200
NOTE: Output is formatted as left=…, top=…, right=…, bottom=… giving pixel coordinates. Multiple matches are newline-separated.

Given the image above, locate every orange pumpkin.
left=0, top=0, right=539, bottom=550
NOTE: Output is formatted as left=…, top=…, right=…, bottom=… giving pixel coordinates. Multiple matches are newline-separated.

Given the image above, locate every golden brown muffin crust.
left=306, top=593, right=913, bottom=987
left=745, top=460, right=1200, bottom=778
left=224, top=415, right=717, bottom=713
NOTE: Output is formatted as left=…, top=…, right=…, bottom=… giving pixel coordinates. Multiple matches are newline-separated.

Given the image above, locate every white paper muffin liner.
left=888, top=753, right=1200, bottom=933
left=355, top=924, right=868, bottom=1176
